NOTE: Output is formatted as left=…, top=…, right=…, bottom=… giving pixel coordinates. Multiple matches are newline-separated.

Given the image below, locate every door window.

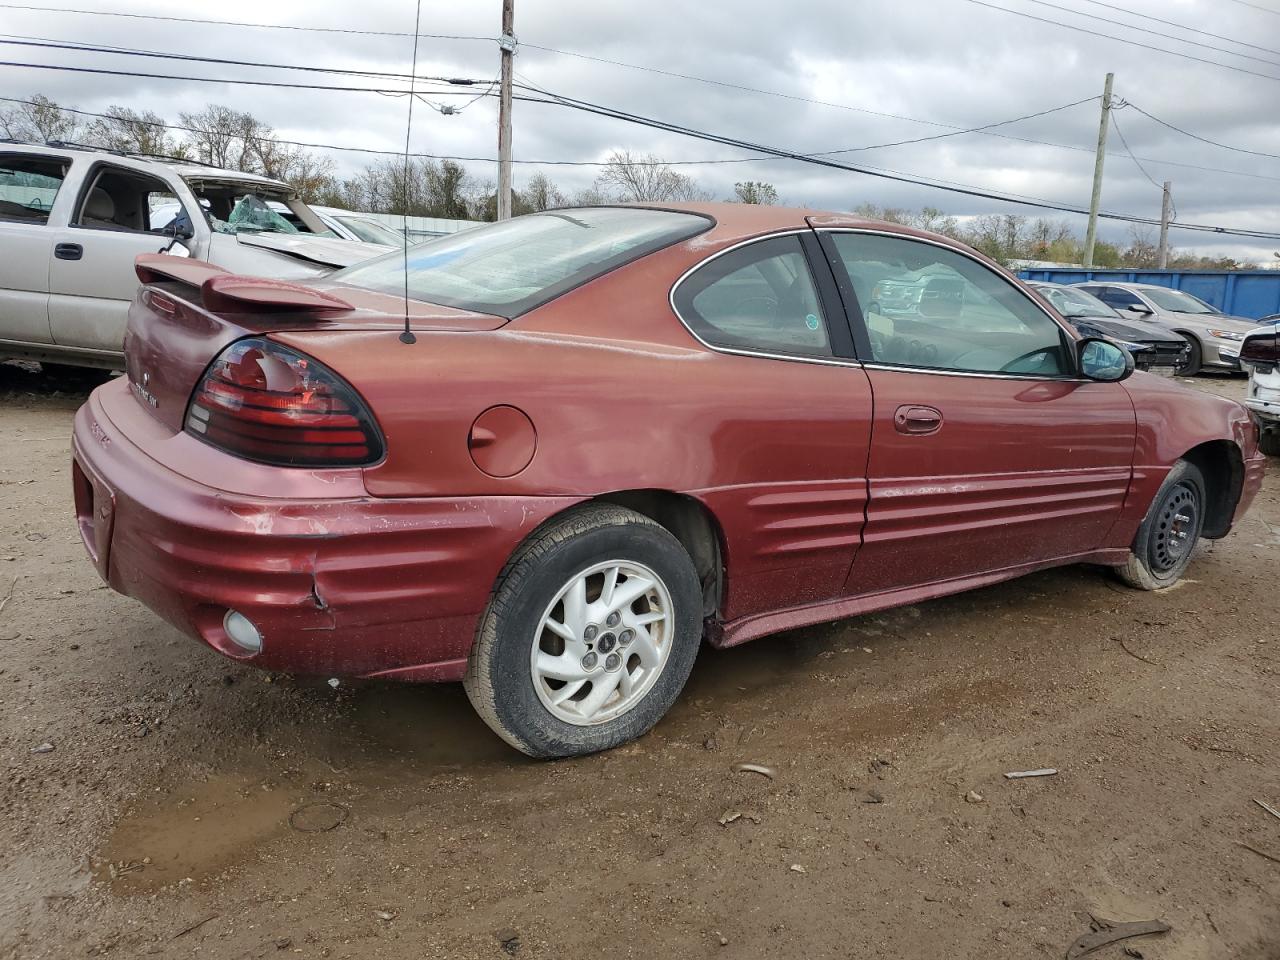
left=74, top=165, right=180, bottom=233
left=828, top=232, right=1069, bottom=376
left=672, top=234, right=832, bottom=358
left=0, top=153, right=68, bottom=225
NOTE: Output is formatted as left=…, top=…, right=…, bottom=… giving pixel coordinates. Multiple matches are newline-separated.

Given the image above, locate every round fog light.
left=223, top=609, right=263, bottom=655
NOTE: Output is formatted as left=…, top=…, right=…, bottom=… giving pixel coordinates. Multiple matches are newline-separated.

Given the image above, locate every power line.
left=0, top=32, right=1100, bottom=165
left=6, top=81, right=1274, bottom=240
left=519, top=84, right=1280, bottom=240
left=1223, top=0, right=1280, bottom=15
left=1014, top=0, right=1280, bottom=67
left=1119, top=100, right=1280, bottom=161
left=0, top=3, right=493, bottom=40
left=956, top=0, right=1280, bottom=82
left=517, top=38, right=1280, bottom=182
left=0, top=94, right=569, bottom=165
left=0, top=36, right=470, bottom=88
left=6, top=26, right=1276, bottom=185
left=1110, top=111, right=1174, bottom=223
left=1069, top=0, right=1280, bottom=58
left=517, top=68, right=1097, bottom=160
left=0, top=58, right=491, bottom=96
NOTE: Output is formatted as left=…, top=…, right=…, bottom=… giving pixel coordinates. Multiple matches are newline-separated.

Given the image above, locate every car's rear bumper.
left=72, top=383, right=577, bottom=681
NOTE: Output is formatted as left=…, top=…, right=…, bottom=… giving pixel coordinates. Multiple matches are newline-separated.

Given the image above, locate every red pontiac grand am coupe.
left=72, top=204, right=1265, bottom=757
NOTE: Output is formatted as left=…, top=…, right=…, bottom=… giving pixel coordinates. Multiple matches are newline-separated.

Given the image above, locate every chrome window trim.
left=668, top=225, right=1096, bottom=382
left=813, top=226, right=1079, bottom=343
left=667, top=229, right=853, bottom=367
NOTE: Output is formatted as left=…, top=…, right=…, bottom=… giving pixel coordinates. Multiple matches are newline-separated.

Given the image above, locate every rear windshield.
left=331, top=207, right=712, bottom=318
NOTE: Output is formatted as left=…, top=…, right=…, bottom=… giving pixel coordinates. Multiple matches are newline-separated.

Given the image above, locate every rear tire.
left=464, top=504, right=702, bottom=758
left=1115, top=460, right=1206, bottom=590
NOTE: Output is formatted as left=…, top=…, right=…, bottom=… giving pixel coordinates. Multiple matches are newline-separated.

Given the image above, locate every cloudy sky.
left=5, top=0, right=1279, bottom=261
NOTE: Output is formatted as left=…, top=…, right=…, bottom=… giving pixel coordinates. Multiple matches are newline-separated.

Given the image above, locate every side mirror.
left=167, top=211, right=196, bottom=241
left=1127, top=302, right=1153, bottom=315
left=1079, top=337, right=1135, bottom=382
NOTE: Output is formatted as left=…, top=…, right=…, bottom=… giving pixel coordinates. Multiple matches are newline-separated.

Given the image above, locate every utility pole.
left=1082, top=72, right=1114, bottom=269
left=1157, top=180, right=1172, bottom=269
left=496, top=0, right=515, bottom=221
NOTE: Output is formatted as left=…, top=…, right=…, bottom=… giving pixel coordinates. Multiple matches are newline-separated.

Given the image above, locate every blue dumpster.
left=1017, top=269, right=1280, bottom=321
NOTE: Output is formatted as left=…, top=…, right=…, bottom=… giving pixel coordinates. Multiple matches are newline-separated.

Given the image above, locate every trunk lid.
left=123, top=254, right=506, bottom=433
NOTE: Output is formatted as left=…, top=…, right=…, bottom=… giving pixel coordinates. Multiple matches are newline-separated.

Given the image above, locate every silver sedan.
left=1073, top=281, right=1258, bottom=375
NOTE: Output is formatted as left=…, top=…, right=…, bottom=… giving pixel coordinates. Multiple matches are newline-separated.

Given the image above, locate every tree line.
left=1, top=94, right=1253, bottom=269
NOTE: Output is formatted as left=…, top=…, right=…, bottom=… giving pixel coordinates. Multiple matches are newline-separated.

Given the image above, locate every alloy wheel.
left=530, top=560, right=674, bottom=726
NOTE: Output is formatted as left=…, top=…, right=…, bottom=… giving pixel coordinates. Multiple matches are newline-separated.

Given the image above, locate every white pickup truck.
left=0, top=143, right=393, bottom=370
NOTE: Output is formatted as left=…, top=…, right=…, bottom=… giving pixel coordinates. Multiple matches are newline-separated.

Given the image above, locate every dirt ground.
left=1, top=362, right=1277, bottom=960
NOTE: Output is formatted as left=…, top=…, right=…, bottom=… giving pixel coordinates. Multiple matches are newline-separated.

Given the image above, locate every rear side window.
left=0, top=153, right=68, bottom=225
left=1086, top=286, right=1144, bottom=309
left=672, top=235, right=832, bottom=358
left=333, top=207, right=712, bottom=319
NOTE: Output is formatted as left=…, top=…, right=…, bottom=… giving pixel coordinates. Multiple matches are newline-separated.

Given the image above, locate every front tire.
left=464, top=504, right=702, bottom=758
left=1115, top=461, right=1206, bottom=590
left=1179, top=337, right=1203, bottom=376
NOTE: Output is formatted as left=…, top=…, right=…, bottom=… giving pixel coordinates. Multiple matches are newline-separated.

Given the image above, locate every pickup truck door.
left=48, top=161, right=190, bottom=354
left=0, top=149, right=77, bottom=346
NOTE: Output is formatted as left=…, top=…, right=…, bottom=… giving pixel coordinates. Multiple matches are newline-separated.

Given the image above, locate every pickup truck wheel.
left=464, top=504, right=702, bottom=758
left=1259, top=427, right=1280, bottom=458
left=1115, top=461, right=1206, bottom=590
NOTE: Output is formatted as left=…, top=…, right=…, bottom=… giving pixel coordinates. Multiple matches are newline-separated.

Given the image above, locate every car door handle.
left=54, top=242, right=83, bottom=261
left=894, top=404, right=943, bottom=435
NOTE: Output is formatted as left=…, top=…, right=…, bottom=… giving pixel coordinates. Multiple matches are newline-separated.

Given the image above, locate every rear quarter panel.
left=273, top=239, right=877, bottom=620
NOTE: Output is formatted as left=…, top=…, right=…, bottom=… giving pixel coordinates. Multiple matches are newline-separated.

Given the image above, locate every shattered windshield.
left=211, top=194, right=301, bottom=236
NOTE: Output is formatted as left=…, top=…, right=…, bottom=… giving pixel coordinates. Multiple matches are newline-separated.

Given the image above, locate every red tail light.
left=1240, top=330, right=1279, bottom=369
left=185, top=338, right=384, bottom=466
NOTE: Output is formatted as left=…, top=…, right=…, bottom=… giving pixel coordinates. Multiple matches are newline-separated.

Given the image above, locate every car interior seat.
left=81, top=187, right=118, bottom=228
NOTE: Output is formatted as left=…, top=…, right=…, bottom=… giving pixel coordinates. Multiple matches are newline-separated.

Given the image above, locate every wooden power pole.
left=1157, top=180, right=1172, bottom=269
left=1082, top=72, right=1114, bottom=269
left=497, top=0, right=515, bottom=221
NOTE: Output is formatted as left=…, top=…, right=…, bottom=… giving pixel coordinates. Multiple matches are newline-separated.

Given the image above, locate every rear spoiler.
left=135, top=253, right=353, bottom=315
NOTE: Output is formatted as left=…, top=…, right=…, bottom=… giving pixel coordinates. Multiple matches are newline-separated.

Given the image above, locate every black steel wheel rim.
left=1151, top=482, right=1199, bottom=573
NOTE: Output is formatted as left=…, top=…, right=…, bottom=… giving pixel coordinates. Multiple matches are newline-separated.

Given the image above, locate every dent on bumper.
left=73, top=390, right=578, bottom=680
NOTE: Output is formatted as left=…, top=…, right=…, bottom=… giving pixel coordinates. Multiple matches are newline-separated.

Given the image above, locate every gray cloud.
left=4, top=0, right=1277, bottom=261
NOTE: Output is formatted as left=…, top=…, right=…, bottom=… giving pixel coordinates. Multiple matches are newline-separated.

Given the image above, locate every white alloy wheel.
left=530, top=560, right=673, bottom=725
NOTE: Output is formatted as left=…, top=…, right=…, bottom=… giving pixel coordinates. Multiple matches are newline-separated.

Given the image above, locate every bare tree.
left=519, top=172, right=567, bottom=212
left=730, top=181, right=779, bottom=205
left=596, top=150, right=709, bottom=202
left=87, top=106, right=181, bottom=157
left=178, top=105, right=255, bottom=170
left=0, top=94, right=81, bottom=143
